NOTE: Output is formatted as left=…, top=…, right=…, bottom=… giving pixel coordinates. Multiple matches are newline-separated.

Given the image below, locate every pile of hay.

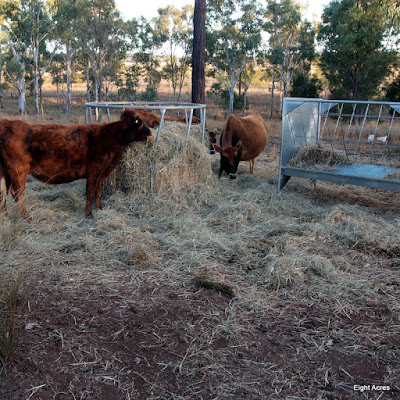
left=384, top=170, right=400, bottom=180
left=290, top=144, right=350, bottom=170
left=103, top=122, right=212, bottom=195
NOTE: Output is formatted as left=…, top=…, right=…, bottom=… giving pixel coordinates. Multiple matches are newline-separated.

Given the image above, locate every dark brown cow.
left=134, top=109, right=200, bottom=128
left=213, top=114, right=267, bottom=179
left=0, top=109, right=151, bottom=221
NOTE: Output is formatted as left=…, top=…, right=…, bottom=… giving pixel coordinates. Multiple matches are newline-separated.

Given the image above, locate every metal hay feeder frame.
left=84, top=101, right=207, bottom=150
left=85, top=101, right=207, bottom=193
left=278, top=98, right=400, bottom=193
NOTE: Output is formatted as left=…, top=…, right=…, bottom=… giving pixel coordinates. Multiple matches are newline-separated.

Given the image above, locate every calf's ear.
left=213, top=143, right=222, bottom=153
left=235, top=141, right=242, bottom=150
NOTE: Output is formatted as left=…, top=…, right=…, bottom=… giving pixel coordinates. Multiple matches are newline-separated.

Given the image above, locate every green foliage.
left=141, top=86, right=157, bottom=102
left=207, top=81, right=248, bottom=111
left=154, top=5, right=193, bottom=101
left=114, top=64, right=140, bottom=101
left=290, top=69, right=322, bottom=98
left=384, top=75, right=400, bottom=101
left=127, top=17, right=164, bottom=100
left=206, top=0, right=262, bottom=114
left=318, top=0, right=397, bottom=100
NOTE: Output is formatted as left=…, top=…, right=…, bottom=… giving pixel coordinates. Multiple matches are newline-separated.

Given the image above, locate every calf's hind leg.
left=249, top=158, right=256, bottom=174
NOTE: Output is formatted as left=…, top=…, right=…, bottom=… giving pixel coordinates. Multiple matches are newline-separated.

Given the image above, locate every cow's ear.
left=235, top=141, right=242, bottom=150
left=120, top=108, right=127, bottom=119
left=213, top=143, right=222, bottom=153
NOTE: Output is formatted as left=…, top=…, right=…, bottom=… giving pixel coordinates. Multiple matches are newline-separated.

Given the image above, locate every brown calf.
left=0, top=109, right=151, bottom=221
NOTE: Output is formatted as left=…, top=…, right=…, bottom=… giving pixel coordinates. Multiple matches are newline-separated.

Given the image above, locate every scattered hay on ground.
left=263, top=253, right=337, bottom=289
left=1, top=143, right=400, bottom=400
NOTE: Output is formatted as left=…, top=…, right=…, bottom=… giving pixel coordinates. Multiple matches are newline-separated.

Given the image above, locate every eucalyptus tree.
left=263, top=0, right=313, bottom=117
left=155, top=5, right=193, bottom=102
left=127, top=16, right=164, bottom=101
left=0, top=28, right=7, bottom=108
left=54, top=0, right=80, bottom=116
left=318, top=0, right=396, bottom=100
left=206, top=0, right=263, bottom=114
left=74, top=0, right=126, bottom=116
left=0, top=0, right=57, bottom=114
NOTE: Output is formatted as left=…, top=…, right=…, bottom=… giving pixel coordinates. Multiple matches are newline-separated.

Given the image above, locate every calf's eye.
left=135, top=119, right=139, bottom=124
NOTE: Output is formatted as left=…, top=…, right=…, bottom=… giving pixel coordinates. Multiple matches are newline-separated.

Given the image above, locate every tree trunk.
left=18, top=60, right=27, bottom=114
left=269, top=66, right=275, bottom=120
left=18, top=86, right=27, bottom=114
left=65, top=43, right=73, bottom=117
left=0, top=69, right=4, bottom=108
left=33, top=40, right=40, bottom=115
left=192, top=0, right=206, bottom=117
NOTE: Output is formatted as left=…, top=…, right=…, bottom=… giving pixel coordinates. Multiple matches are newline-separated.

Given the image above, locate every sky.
left=115, top=0, right=332, bottom=22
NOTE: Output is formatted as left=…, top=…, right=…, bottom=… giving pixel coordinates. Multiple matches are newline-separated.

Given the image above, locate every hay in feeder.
left=289, top=144, right=350, bottom=170
left=384, top=169, right=400, bottom=180
left=103, top=122, right=212, bottom=195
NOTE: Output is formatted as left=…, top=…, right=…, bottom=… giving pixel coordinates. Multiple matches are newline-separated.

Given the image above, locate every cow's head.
left=120, top=109, right=152, bottom=143
left=213, top=141, right=242, bottom=179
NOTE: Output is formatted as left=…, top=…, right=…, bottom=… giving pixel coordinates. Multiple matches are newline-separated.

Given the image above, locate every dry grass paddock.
left=0, top=113, right=400, bottom=400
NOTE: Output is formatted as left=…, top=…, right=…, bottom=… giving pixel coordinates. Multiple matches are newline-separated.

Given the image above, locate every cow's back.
left=0, top=119, right=97, bottom=184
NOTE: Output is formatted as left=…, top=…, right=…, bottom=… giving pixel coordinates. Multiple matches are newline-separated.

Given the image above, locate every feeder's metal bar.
left=200, top=108, right=206, bottom=145
left=353, top=104, right=369, bottom=155
left=154, top=108, right=166, bottom=152
left=316, top=101, right=321, bottom=144
left=385, top=108, right=396, bottom=155
left=346, top=103, right=357, bottom=142
left=281, top=166, right=400, bottom=191
left=84, top=101, right=207, bottom=152
left=370, top=104, right=383, bottom=159
left=320, top=101, right=331, bottom=139
left=334, top=103, right=349, bottom=157
left=333, top=103, right=344, bottom=138
left=373, top=104, right=383, bottom=138
left=185, top=109, right=194, bottom=139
